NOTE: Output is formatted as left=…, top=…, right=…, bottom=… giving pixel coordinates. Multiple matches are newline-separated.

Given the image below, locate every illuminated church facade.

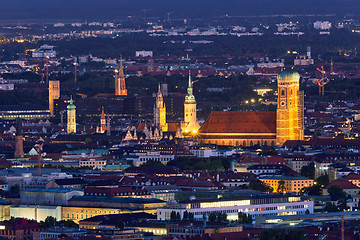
left=199, top=70, right=304, bottom=146
left=181, top=74, right=200, bottom=134
left=152, top=73, right=199, bottom=137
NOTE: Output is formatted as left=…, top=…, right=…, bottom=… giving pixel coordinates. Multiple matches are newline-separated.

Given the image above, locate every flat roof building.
left=157, top=194, right=313, bottom=222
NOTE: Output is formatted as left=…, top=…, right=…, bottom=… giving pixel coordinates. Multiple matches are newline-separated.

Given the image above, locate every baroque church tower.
left=183, top=72, right=199, bottom=133
left=97, top=107, right=107, bottom=133
left=276, top=70, right=304, bottom=145
left=153, top=84, right=168, bottom=131
left=115, top=55, right=127, bottom=96
left=67, top=96, right=76, bottom=134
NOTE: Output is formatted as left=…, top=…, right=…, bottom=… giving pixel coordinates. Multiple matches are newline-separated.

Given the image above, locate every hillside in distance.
left=1, top=0, right=359, bottom=22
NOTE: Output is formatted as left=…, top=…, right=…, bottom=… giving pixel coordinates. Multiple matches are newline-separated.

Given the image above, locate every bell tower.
left=67, top=96, right=76, bottom=134
left=99, top=107, right=107, bottom=133
left=115, top=55, right=127, bottom=96
left=183, top=72, right=199, bottom=134
left=49, top=80, right=60, bottom=116
left=276, top=70, right=304, bottom=145
left=154, top=84, right=168, bottom=131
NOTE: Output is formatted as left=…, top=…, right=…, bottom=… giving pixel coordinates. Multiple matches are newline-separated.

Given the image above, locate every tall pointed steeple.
left=183, top=71, right=199, bottom=134
left=100, top=107, right=107, bottom=133
left=153, top=83, right=168, bottom=131
left=185, top=71, right=195, bottom=103
left=115, top=55, right=127, bottom=96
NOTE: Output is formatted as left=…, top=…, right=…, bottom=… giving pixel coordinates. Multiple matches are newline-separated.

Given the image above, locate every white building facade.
left=157, top=196, right=313, bottom=221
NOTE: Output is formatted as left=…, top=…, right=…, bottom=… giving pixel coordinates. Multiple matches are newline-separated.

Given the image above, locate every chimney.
left=14, top=118, right=24, bottom=158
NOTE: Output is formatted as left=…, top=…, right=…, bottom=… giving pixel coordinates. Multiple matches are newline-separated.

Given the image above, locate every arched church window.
left=290, top=89, right=293, bottom=95
left=250, top=141, right=253, bottom=147
left=281, top=89, right=285, bottom=96
left=236, top=141, right=239, bottom=147
left=243, top=141, right=246, bottom=147
left=271, top=141, right=275, bottom=146
left=257, top=141, right=260, bottom=146
left=264, top=141, right=268, bottom=146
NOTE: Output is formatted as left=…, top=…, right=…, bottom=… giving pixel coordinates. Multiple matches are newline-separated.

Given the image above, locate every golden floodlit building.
left=199, top=70, right=304, bottom=146
left=259, top=175, right=313, bottom=193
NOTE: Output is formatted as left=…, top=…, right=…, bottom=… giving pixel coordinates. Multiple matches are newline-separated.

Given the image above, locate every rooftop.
left=70, top=196, right=165, bottom=204
left=22, top=188, right=83, bottom=193
left=199, top=111, right=276, bottom=135
left=324, top=178, right=359, bottom=189
left=259, top=175, right=311, bottom=181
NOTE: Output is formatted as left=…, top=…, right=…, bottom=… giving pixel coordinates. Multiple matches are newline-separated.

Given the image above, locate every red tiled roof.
left=137, top=122, right=153, bottom=132
left=345, top=172, right=360, bottom=180
left=241, top=157, right=264, bottom=164
left=266, top=156, right=289, bottom=165
left=167, top=122, right=180, bottom=132
left=199, top=111, right=276, bottom=134
left=324, top=178, right=360, bottom=189
left=174, top=179, right=224, bottom=189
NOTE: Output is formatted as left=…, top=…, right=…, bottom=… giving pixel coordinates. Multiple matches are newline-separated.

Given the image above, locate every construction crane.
left=323, top=90, right=347, bottom=95
left=167, top=12, right=172, bottom=22
left=142, top=9, right=152, bottom=22
left=76, top=93, right=87, bottom=98
left=316, top=66, right=329, bottom=96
